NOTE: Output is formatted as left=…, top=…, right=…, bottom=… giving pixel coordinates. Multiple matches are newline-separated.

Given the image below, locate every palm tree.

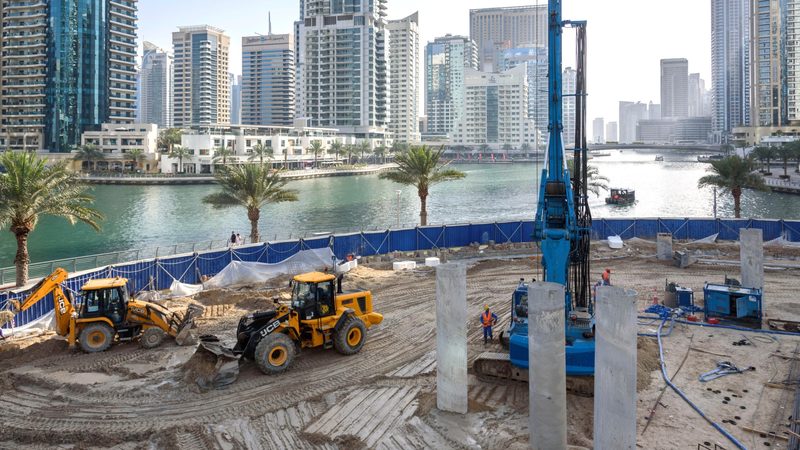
left=158, top=128, right=182, bottom=153
left=0, top=152, right=103, bottom=286
left=776, top=144, right=796, bottom=179
left=72, top=143, right=105, bottom=172
left=520, top=142, right=532, bottom=157
left=343, top=144, right=357, bottom=165
left=168, top=146, right=191, bottom=173
left=379, top=145, right=466, bottom=226
left=390, top=141, right=406, bottom=159
left=373, top=145, right=387, bottom=164
left=248, top=142, right=274, bottom=166
left=358, top=141, right=371, bottom=164
left=502, top=143, right=513, bottom=158
left=751, top=146, right=776, bottom=174
left=567, top=159, right=609, bottom=196
left=698, top=155, right=769, bottom=218
left=308, top=140, right=325, bottom=169
left=329, top=141, right=343, bottom=162
left=202, top=165, right=299, bottom=243
left=127, top=149, right=145, bottom=172
left=213, top=146, right=234, bottom=167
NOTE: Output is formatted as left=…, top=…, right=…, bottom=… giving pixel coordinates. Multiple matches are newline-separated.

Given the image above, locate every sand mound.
left=637, top=336, right=661, bottom=391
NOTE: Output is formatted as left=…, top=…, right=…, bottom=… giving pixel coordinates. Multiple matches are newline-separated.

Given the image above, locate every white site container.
left=393, top=261, right=417, bottom=270
left=425, top=257, right=441, bottom=267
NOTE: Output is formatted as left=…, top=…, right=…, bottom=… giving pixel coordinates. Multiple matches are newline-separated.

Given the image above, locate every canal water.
left=1, top=149, right=799, bottom=267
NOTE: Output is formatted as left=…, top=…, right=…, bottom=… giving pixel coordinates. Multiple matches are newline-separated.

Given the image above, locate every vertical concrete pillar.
left=740, top=228, right=764, bottom=289
left=528, top=282, right=566, bottom=450
left=656, top=233, right=673, bottom=260
left=435, top=263, right=467, bottom=414
left=594, top=286, right=638, bottom=450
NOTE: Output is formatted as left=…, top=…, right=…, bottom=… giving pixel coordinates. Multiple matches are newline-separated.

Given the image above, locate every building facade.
left=688, top=73, right=707, bottom=117
left=298, top=0, right=389, bottom=138
left=81, top=123, right=159, bottom=171
left=230, top=74, right=241, bottom=125
left=138, top=42, right=172, bottom=129
left=172, top=25, right=230, bottom=127
left=0, top=0, right=138, bottom=152
left=592, top=118, right=605, bottom=144
left=619, top=101, right=649, bottom=144
left=387, top=12, right=421, bottom=143
left=562, top=67, right=577, bottom=147
left=469, top=5, right=547, bottom=72
left=660, top=58, right=689, bottom=118
left=241, top=33, right=295, bottom=126
left=606, top=121, right=618, bottom=142
left=450, top=66, right=536, bottom=149
left=425, top=35, right=479, bottom=136
left=500, top=46, right=548, bottom=144
left=711, top=0, right=751, bottom=137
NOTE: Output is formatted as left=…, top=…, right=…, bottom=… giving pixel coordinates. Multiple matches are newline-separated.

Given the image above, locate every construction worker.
left=602, top=268, right=612, bottom=286
left=481, top=304, right=498, bottom=344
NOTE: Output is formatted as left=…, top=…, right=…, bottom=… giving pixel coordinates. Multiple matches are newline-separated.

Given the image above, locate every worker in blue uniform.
left=481, top=304, right=498, bottom=344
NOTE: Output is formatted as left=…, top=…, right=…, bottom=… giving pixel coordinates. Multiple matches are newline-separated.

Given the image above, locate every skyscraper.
left=138, top=42, right=173, bottom=129
left=619, top=101, right=648, bottom=144
left=592, top=118, right=605, bottom=144
left=0, top=0, right=138, bottom=152
left=241, top=33, right=295, bottom=126
left=387, top=12, right=421, bottom=143
left=298, top=0, right=389, bottom=135
left=648, top=102, right=662, bottom=120
left=469, top=6, right=547, bottom=72
left=562, top=67, right=577, bottom=147
left=230, top=75, right=242, bottom=125
left=660, top=58, right=689, bottom=118
left=688, top=73, right=707, bottom=117
left=172, top=26, right=230, bottom=127
left=711, top=0, right=751, bottom=136
left=500, top=46, right=548, bottom=142
left=606, top=121, right=618, bottom=142
left=425, top=35, right=479, bottom=136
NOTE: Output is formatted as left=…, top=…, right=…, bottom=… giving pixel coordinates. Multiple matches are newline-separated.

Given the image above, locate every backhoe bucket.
left=183, top=335, right=241, bottom=390
left=174, top=304, right=204, bottom=346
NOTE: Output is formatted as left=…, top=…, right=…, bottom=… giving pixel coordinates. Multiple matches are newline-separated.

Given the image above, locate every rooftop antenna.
left=268, top=12, right=272, bottom=35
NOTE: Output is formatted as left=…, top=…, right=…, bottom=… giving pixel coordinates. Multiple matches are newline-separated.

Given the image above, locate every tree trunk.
left=733, top=187, right=742, bottom=219
left=13, top=226, right=30, bottom=287
left=248, top=207, right=261, bottom=243
left=418, top=188, right=428, bottom=226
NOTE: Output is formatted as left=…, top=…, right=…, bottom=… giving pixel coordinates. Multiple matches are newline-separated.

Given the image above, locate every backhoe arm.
left=8, top=268, right=75, bottom=336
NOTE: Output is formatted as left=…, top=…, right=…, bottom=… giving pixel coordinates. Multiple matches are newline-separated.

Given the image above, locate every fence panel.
left=416, top=227, right=446, bottom=250
left=687, top=219, right=718, bottom=240
left=332, top=233, right=363, bottom=260
left=264, top=241, right=302, bottom=264
left=751, top=219, right=783, bottom=241
left=469, top=223, right=496, bottom=245
left=233, top=244, right=268, bottom=263
left=360, top=231, right=390, bottom=256
left=195, top=250, right=231, bottom=278
left=784, top=221, right=800, bottom=242
left=444, top=225, right=472, bottom=248
left=717, top=219, right=751, bottom=241
left=388, top=229, right=416, bottom=252
left=495, top=221, right=525, bottom=243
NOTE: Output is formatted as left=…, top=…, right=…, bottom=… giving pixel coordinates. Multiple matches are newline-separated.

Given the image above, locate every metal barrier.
left=2, top=218, right=799, bottom=329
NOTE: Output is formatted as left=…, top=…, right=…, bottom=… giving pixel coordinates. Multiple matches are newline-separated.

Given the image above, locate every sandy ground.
left=1, top=240, right=799, bottom=449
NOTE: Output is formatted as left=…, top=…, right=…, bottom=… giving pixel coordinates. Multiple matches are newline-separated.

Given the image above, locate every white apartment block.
left=81, top=123, right=159, bottom=172
left=172, top=25, right=230, bottom=127
left=298, top=0, right=389, bottom=138
left=425, top=35, right=479, bottom=136
left=138, top=42, right=173, bottom=129
left=469, top=5, right=547, bottom=72
left=606, top=121, right=618, bottom=142
left=387, top=12, right=420, bottom=143
left=241, top=33, right=295, bottom=126
left=592, top=118, right=605, bottom=144
left=563, top=67, right=577, bottom=147
left=451, top=66, right=536, bottom=149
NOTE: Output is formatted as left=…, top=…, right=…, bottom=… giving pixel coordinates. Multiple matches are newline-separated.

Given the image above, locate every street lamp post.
left=713, top=187, right=717, bottom=219
left=396, top=190, right=402, bottom=228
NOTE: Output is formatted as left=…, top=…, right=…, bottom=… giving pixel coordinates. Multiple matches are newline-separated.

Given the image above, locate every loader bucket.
left=182, top=335, right=241, bottom=390
left=174, top=304, right=204, bottom=346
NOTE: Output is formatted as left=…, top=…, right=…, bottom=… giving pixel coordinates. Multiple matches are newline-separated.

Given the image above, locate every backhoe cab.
left=189, top=272, right=382, bottom=388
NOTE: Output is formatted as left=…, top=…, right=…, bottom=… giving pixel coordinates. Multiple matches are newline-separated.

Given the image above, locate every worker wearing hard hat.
left=602, top=268, right=612, bottom=286
left=480, top=304, right=498, bottom=344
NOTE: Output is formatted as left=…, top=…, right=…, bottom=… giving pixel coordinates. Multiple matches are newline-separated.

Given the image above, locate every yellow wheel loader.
left=188, top=272, right=383, bottom=388
left=4, top=268, right=202, bottom=352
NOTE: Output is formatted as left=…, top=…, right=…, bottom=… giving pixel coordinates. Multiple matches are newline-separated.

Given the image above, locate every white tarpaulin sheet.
left=1, top=310, right=54, bottom=338
left=169, top=248, right=339, bottom=297
left=765, top=236, right=800, bottom=247
left=691, top=233, right=719, bottom=244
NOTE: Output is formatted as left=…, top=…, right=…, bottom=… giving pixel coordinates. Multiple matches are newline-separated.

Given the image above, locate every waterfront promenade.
left=765, top=173, right=800, bottom=195
left=79, top=164, right=397, bottom=185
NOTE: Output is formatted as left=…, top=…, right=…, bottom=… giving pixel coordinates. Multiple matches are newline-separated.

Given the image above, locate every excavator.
left=187, top=271, right=383, bottom=389
left=474, top=0, right=597, bottom=394
left=3, top=268, right=203, bottom=352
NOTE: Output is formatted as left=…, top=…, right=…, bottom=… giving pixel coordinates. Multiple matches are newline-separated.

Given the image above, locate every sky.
left=139, top=0, right=711, bottom=125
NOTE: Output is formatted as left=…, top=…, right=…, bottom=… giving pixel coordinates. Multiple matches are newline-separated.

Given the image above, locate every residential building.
left=711, top=0, right=751, bottom=137
left=500, top=46, right=548, bottom=143
left=450, top=66, right=536, bottom=150
left=592, top=118, right=605, bottom=144
left=606, top=121, right=618, bottom=142
left=241, top=33, right=295, bottom=126
left=425, top=35, right=479, bottom=136
left=81, top=124, right=159, bottom=172
left=387, top=12, right=421, bottom=143
left=688, top=73, right=707, bottom=117
left=138, top=42, right=173, bottom=129
left=649, top=102, right=662, bottom=120
left=661, top=58, right=689, bottom=118
left=172, top=25, right=231, bottom=127
left=469, top=5, right=547, bottom=71
left=636, top=117, right=713, bottom=144
left=563, top=67, right=577, bottom=147
left=0, top=0, right=138, bottom=152
left=230, top=74, right=242, bottom=125
left=619, top=101, right=648, bottom=144
left=298, top=0, right=389, bottom=139
left=636, top=120, right=674, bottom=144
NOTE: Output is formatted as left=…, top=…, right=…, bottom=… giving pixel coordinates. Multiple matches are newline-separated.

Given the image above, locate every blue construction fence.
left=2, top=218, right=799, bottom=329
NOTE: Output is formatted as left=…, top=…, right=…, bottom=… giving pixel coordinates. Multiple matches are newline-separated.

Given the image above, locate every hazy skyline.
left=139, top=0, right=711, bottom=125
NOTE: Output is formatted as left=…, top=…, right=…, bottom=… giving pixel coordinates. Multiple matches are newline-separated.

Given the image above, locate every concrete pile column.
left=656, top=233, right=673, bottom=260
left=528, top=282, right=566, bottom=450
left=594, top=286, right=638, bottom=450
left=435, top=263, right=467, bottom=414
left=740, top=228, right=764, bottom=289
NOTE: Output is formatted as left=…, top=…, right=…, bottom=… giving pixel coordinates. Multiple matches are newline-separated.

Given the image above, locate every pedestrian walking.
left=236, top=233, right=243, bottom=245
left=229, top=231, right=237, bottom=247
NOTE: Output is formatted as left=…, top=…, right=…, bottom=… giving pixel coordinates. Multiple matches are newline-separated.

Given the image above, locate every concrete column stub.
left=435, top=263, right=468, bottom=414
left=740, top=228, right=764, bottom=290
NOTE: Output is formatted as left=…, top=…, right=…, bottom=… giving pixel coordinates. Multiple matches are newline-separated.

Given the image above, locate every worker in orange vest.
left=602, top=268, right=612, bottom=286
left=481, top=304, right=498, bottom=344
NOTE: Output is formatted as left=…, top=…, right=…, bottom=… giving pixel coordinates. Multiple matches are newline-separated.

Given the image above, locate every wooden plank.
left=740, top=425, right=789, bottom=441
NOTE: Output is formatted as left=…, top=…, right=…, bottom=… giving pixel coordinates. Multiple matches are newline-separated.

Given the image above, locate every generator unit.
left=703, top=282, right=762, bottom=324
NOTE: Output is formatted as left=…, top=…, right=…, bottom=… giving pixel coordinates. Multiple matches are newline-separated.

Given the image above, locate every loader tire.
left=79, top=323, right=114, bottom=353
left=334, top=316, right=366, bottom=356
left=254, top=333, right=295, bottom=375
left=140, top=327, right=166, bottom=349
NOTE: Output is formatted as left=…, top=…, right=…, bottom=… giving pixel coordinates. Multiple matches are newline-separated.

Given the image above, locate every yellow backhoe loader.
left=187, top=271, right=382, bottom=388
left=3, top=268, right=203, bottom=352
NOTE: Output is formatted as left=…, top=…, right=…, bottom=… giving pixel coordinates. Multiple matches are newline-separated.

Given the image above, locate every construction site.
left=0, top=237, right=799, bottom=450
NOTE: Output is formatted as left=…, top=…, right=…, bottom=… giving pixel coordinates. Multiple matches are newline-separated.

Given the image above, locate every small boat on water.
left=591, top=151, right=611, bottom=157
left=655, top=155, right=664, bottom=162
left=698, top=154, right=724, bottom=163
left=605, top=188, right=635, bottom=206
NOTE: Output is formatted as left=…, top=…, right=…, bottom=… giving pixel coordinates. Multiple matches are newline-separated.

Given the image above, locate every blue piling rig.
left=508, top=0, right=595, bottom=377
